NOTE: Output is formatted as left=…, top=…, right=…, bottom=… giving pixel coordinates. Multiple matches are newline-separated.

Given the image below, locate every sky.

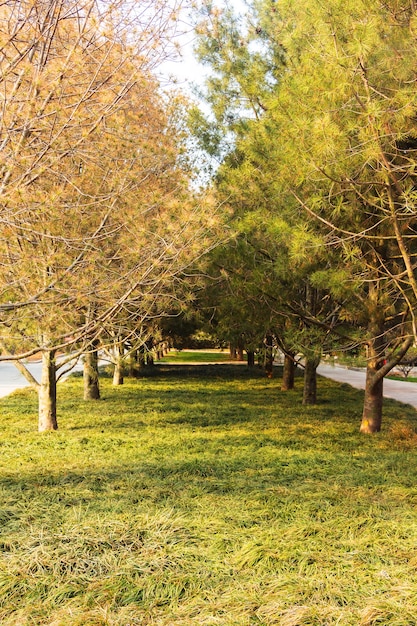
left=157, top=24, right=204, bottom=95
left=157, top=0, right=247, bottom=96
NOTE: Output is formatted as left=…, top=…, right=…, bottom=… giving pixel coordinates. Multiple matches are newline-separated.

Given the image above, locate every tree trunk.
left=265, top=334, right=274, bottom=378
left=282, top=353, right=296, bottom=391
left=236, top=335, right=245, bottom=361
left=360, top=364, right=383, bottom=433
left=303, top=356, right=319, bottom=405
left=113, top=362, right=124, bottom=385
left=83, top=348, right=100, bottom=400
left=113, top=341, right=124, bottom=385
left=38, top=350, right=58, bottom=432
left=137, top=346, right=146, bottom=368
left=247, top=351, right=255, bottom=367
left=146, top=338, right=154, bottom=366
left=359, top=291, right=386, bottom=433
left=129, top=350, right=140, bottom=378
left=359, top=294, right=412, bottom=433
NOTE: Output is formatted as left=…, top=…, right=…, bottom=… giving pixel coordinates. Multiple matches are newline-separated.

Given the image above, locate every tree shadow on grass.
left=1, top=439, right=416, bottom=519
left=92, top=363, right=286, bottom=380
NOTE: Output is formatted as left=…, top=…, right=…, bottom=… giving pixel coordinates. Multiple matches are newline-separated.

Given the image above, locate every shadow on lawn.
left=90, top=363, right=287, bottom=380
left=0, top=453, right=381, bottom=506
left=0, top=440, right=415, bottom=516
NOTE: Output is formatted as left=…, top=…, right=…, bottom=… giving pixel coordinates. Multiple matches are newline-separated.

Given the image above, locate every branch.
left=372, top=334, right=413, bottom=383
left=0, top=339, right=40, bottom=390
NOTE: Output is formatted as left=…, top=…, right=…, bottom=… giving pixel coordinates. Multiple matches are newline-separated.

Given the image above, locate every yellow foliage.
left=0, top=0, right=216, bottom=356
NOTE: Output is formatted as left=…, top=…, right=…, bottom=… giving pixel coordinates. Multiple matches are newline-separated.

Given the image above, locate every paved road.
left=318, top=363, right=417, bottom=409
left=0, top=357, right=83, bottom=398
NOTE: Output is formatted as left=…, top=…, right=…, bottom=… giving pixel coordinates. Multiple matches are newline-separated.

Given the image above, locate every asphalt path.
left=0, top=357, right=83, bottom=398
left=317, top=363, right=417, bottom=409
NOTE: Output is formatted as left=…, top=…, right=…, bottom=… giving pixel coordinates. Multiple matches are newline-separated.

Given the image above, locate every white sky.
left=157, top=0, right=247, bottom=96
left=157, top=28, right=204, bottom=94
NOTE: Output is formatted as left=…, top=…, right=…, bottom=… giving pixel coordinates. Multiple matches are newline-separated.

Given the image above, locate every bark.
left=360, top=333, right=412, bottom=434
left=38, top=350, right=58, bottom=432
left=281, top=352, right=296, bottom=391
left=247, top=350, right=255, bottom=367
left=145, top=338, right=154, bottom=366
left=113, top=341, right=124, bottom=385
left=83, top=348, right=100, bottom=400
left=360, top=364, right=383, bottom=433
left=129, top=350, right=140, bottom=378
left=265, top=334, right=274, bottom=378
left=138, top=349, right=146, bottom=368
left=303, top=356, right=320, bottom=405
left=235, top=335, right=245, bottom=361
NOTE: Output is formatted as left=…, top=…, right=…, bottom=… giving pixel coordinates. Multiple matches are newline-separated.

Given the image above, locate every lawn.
left=387, top=375, right=417, bottom=383
left=157, top=350, right=232, bottom=363
left=0, top=364, right=417, bottom=625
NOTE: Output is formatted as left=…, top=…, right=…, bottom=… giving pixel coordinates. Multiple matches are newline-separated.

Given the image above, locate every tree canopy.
left=191, top=0, right=417, bottom=431
left=0, top=0, right=219, bottom=430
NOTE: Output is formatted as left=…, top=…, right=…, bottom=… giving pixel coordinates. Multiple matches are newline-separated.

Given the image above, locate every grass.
left=387, top=375, right=417, bottom=383
left=330, top=355, right=367, bottom=369
left=156, top=350, right=232, bottom=363
left=0, top=364, right=417, bottom=625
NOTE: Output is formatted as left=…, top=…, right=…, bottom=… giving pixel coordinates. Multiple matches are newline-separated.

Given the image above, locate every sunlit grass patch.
left=0, top=367, right=416, bottom=624
left=157, top=350, right=232, bottom=363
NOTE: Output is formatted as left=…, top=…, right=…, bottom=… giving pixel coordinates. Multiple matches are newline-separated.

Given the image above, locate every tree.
left=193, top=0, right=417, bottom=431
left=0, top=0, right=218, bottom=431
left=260, top=0, right=417, bottom=431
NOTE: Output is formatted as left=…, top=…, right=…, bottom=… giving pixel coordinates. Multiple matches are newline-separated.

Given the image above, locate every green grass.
left=0, top=365, right=417, bottom=625
left=157, top=350, right=232, bottom=363
left=387, top=375, right=417, bottom=383
left=330, top=355, right=367, bottom=369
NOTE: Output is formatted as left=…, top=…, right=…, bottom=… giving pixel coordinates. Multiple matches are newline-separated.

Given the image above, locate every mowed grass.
left=388, top=375, right=417, bottom=383
left=157, top=350, right=232, bottom=363
left=0, top=365, right=417, bottom=625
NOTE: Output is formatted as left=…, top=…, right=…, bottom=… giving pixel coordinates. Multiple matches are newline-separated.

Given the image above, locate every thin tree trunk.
left=282, top=353, right=296, bottom=391
left=303, top=356, right=319, bottom=405
left=145, top=338, right=154, bottom=366
left=83, top=348, right=100, bottom=400
left=359, top=316, right=412, bottom=433
left=38, top=350, right=58, bottom=432
left=265, top=334, right=274, bottom=378
left=247, top=351, right=255, bottom=367
left=129, top=350, right=140, bottom=378
left=113, top=341, right=124, bottom=385
left=113, top=363, right=124, bottom=385
left=236, top=335, right=245, bottom=361
left=138, top=348, right=146, bottom=368
left=360, top=364, right=383, bottom=433
left=359, top=292, right=386, bottom=433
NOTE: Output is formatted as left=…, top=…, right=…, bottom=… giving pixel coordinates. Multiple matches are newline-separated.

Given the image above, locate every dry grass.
left=0, top=364, right=416, bottom=624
